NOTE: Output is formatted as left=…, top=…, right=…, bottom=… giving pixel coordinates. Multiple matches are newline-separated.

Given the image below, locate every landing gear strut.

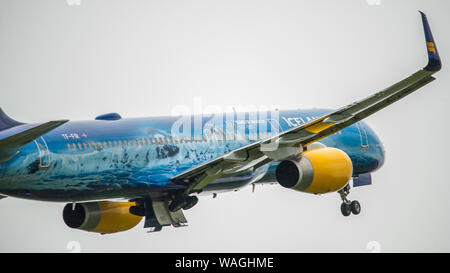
left=338, top=184, right=361, bottom=217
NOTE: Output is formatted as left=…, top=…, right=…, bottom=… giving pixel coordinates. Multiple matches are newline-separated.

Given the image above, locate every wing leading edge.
left=172, top=12, right=441, bottom=194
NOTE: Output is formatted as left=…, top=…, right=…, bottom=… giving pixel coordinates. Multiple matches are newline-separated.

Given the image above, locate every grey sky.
left=0, top=0, right=449, bottom=252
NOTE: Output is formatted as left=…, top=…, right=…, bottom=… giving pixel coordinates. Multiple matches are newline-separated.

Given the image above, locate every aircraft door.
left=267, top=118, right=282, bottom=135
left=34, top=136, right=51, bottom=170
left=356, top=122, right=369, bottom=150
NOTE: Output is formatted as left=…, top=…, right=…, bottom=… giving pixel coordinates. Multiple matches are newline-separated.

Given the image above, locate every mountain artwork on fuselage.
left=0, top=12, right=441, bottom=234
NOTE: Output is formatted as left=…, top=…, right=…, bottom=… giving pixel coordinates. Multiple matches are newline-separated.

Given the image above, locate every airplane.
left=0, top=12, right=441, bottom=234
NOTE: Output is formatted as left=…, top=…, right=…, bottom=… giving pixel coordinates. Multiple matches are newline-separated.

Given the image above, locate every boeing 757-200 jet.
left=0, top=12, right=441, bottom=234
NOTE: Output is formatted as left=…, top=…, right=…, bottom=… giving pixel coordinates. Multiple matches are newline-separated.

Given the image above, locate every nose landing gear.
left=338, top=184, right=361, bottom=217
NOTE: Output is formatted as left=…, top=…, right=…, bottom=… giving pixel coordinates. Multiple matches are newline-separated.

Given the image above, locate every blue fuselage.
left=0, top=109, right=385, bottom=202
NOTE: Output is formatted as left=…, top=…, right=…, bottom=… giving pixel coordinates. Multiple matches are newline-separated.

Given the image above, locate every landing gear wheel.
left=350, top=200, right=361, bottom=215
left=182, top=196, right=198, bottom=210
left=340, top=202, right=351, bottom=217
left=338, top=184, right=362, bottom=217
left=169, top=195, right=199, bottom=212
left=169, top=198, right=186, bottom=212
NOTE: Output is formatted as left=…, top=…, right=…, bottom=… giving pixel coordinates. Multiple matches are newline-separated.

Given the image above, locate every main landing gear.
left=168, top=195, right=199, bottom=212
left=338, top=184, right=361, bottom=217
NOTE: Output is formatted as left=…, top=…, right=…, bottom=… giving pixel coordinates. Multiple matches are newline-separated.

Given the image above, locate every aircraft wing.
left=171, top=11, right=441, bottom=194
left=0, top=120, right=69, bottom=162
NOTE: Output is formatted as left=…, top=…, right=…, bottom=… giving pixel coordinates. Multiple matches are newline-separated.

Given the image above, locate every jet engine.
left=275, top=147, right=352, bottom=194
left=63, top=201, right=142, bottom=234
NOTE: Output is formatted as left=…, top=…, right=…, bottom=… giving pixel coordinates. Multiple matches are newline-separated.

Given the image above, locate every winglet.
left=420, top=11, right=441, bottom=72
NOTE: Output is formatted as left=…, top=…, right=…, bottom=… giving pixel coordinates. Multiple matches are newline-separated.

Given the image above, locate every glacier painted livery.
left=0, top=12, right=441, bottom=234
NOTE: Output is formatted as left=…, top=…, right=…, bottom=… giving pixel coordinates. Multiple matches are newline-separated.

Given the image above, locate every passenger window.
left=83, top=142, right=88, bottom=150
left=72, top=143, right=77, bottom=150
left=103, top=141, right=108, bottom=148
left=144, top=138, right=148, bottom=146
left=113, top=140, right=118, bottom=147
left=108, top=141, right=113, bottom=147
left=68, top=143, right=72, bottom=150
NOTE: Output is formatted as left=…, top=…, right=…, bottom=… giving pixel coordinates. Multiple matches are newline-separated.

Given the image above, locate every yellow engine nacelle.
left=275, top=147, right=353, bottom=194
left=63, top=201, right=142, bottom=234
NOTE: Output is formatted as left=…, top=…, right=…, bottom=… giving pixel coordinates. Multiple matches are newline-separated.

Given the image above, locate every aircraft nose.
left=377, top=142, right=386, bottom=170
left=362, top=121, right=385, bottom=172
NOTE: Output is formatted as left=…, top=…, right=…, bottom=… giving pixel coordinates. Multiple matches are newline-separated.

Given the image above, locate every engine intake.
left=63, top=201, right=142, bottom=234
left=276, top=147, right=352, bottom=194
